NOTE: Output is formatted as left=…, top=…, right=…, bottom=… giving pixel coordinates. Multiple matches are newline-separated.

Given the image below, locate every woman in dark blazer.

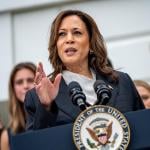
left=24, top=10, right=144, bottom=130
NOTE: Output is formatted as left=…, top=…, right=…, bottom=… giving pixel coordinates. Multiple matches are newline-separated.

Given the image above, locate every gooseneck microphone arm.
left=68, top=81, right=87, bottom=111
left=94, top=80, right=112, bottom=105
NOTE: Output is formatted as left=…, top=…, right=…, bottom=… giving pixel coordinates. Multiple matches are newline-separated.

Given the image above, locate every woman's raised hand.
left=34, top=62, right=61, bottom=108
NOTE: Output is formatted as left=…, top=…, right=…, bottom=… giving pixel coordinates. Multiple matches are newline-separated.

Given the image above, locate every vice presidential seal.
left=73, top=105, right=130, bottom=150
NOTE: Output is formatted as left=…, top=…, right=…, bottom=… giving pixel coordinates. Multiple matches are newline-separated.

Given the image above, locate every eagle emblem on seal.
left=86, top=118, right=118, bottom=149
left=86, top=121, right=113, bottom=145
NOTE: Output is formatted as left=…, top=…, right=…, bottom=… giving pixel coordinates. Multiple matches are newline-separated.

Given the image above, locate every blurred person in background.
left=0, top=62, right=36, bottom=150
left=134, top=80, right=150, bottom=109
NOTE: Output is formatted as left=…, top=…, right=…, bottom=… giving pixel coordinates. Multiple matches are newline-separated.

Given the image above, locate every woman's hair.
left=134, top=80, right=150, bottom=92
left=8, top=62, right=36, bottom=134
left=48, top=9, right=117, bottom=82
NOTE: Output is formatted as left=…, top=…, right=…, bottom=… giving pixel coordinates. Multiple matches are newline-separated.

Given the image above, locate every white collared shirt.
left=62, top=69, right=97, bottom=105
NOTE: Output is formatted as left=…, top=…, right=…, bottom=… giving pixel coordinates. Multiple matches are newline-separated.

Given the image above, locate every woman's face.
left=136, top=86, right=150, bottom=108
left=14, top=68, right=35, bottom=102
left=57, top=15, right=90, bottom=70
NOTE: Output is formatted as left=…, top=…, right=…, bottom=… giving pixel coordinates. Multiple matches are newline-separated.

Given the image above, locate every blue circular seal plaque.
left=73, top=105, right=130, bottom=150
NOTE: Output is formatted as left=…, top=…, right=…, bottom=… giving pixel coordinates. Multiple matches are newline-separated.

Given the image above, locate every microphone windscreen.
left=68, top=81, right=82, bottom=92
left=94, top=80, right=105, bottom=90
left=68, top=81, right=86, bottom=110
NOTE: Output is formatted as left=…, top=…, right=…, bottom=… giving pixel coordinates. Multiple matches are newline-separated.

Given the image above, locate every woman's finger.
left=53, top=73, right=62, bottom=90
left=39, top=62, right=46, bottom=77
left=34, top=72, right=42, bottom=85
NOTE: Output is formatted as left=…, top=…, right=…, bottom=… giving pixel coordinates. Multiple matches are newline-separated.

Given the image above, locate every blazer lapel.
left=55, top=78, right=81, bottom=120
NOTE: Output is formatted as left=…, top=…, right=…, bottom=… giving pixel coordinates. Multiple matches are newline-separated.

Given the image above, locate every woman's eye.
left=15, top=79, right=23, bottom=85
left=74, top=31, right=82, bottom=35
left=58, top=32, right=66, bottom=37
left=142, top=95, right=149, bottom=101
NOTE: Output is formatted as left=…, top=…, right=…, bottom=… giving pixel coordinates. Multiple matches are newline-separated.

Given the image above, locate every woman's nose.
left=23, top=81, right=31, bottom=90
left=66, top=33, right=74, bottom=44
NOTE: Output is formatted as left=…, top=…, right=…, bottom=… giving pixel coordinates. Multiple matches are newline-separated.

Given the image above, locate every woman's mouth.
left=65, top=48, right=77, bottom=56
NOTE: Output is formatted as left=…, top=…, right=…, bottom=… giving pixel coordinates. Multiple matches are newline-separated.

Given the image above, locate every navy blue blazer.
left=24, top=71, right=144, bottom=130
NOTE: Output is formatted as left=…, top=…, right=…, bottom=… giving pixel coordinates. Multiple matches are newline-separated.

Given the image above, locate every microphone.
left=68, top=81, right=87, bottom=111
left=94, top=80, right=111, bottom=105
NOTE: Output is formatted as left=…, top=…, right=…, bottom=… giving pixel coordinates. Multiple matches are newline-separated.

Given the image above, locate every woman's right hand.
left=34, top=62, right=61, bottom=109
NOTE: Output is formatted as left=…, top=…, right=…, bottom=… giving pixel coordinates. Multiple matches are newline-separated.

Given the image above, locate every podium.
left=11, top=123, right=76, bottom=150
left=11, top=109, right=150, bottom=150
left=124, top=109, right=150, bottom=149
